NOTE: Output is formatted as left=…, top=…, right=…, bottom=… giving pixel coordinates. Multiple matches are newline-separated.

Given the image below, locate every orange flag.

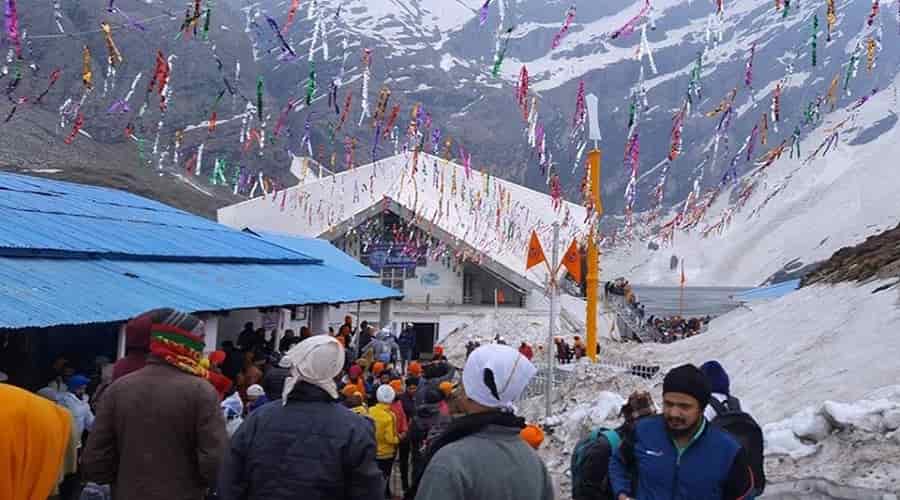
left=526, top=230, right=547, bottom=270
left=680, top=261, right=686, bottom=287
left=562, top=239, right=582, bottom=283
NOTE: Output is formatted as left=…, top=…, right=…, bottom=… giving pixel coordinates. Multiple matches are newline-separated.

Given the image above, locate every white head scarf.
left=282, top=335, right=346, bottom=404
left=376, top=384, right=396, bottom=404
left=462, top=344, right=537, bottom=411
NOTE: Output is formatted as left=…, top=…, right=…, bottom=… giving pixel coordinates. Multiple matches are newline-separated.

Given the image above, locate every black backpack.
left=570, top=428, right=621, bottom=500
left=709, top=397, right=766, bottom=494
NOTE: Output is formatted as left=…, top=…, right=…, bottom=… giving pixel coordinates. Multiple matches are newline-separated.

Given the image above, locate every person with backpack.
left=701, top=361, right=766, bottom=498
left=570, top=391, right=657, bottom=500
left=609, top=364, right=755, bottom=500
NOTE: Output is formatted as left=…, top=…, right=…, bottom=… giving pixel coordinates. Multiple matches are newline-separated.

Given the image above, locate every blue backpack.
left=570, top=428, right=622, bottom=500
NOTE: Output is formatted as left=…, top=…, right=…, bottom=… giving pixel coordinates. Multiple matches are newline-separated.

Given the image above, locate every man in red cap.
left=112, top=309, right=159, bottom=380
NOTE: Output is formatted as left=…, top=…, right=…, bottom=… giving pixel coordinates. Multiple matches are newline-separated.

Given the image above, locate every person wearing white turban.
left=220, top=335, right=384, bottom=500
left=409, top=344, right=553, bottom=500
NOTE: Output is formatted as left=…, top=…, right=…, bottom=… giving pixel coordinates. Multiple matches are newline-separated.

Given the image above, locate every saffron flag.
left=497, top=289, right=506, bottom=304
left=526, top=230, right=547, bottom=270
left=562, top=239, right=582, bottom=283
left=680, top=261, right=686, bottom=287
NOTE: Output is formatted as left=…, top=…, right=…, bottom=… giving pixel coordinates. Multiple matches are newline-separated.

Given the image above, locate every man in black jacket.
left=219, top=336, right=383, bottom=500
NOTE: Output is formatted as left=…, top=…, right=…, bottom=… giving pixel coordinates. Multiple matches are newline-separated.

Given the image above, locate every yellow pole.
left=586, top=149, right=603, bottom=362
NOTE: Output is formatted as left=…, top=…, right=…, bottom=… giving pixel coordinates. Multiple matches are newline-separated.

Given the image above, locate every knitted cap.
left=148, top=309, right=207, bottom=378
left=700, top=360, right=731, bottom=395
left=125, top=309, right=173, bottom=350
left=377, top=384, right=396, bottom=404
left=663, top=364, right=711, bottom=408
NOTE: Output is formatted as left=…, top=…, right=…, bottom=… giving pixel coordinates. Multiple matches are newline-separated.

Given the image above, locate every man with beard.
left=609, top=364, right=754, bottom=500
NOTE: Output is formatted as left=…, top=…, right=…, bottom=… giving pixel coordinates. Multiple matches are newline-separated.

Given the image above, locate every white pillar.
left=203, top=316, right=220, bottom=354
left=116, top=323, right=127, bottom=360
left=379, top=299, right=393, bottom=330
left=309, top=305, right=329, bottom=335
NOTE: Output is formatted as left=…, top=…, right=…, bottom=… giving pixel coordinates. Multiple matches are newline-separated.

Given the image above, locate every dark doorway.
left=412, top=323, right=437, bottom=360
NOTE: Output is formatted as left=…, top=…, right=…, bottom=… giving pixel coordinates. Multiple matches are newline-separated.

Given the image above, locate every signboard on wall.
left=364, top=244, right=423, bottom=271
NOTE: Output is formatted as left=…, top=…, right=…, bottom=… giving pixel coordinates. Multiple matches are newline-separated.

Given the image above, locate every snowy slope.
left=603, top=73, right=900, bottom=286
left=218, top=152, right=587, bottom=284
left=631, top=281, right=900, bottom=424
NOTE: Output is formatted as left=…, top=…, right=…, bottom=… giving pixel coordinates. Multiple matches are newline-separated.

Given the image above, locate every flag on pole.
left=497, top=289, right=506, bottom=304
left=680, top=261, right=686, bottom=286
left=561, top=239, right=582, bottom=283
left=526, top=230, right=547, bottom=270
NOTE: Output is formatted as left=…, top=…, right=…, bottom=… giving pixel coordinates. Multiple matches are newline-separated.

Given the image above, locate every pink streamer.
left=551, top=6, right=577, bottom=49
left=611, top=0, right=650, bottom=39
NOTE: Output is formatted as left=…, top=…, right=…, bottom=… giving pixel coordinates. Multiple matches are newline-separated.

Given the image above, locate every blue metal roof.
left=247, top=230, right=378, bottom=277
left=733, top=279, right=801, bottom=302
left=0, top=172, right=313, bottom=263
left=0, top=257, right=401, bottom=329
left=0, top=172, right=402, bottom=329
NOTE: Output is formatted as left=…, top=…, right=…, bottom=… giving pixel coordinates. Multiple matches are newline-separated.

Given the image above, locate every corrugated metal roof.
left=0, top=257, right=402, bottom=329
left=0, top=172, right=312, bottom=262
left=248, top=230, right=378, bottom=277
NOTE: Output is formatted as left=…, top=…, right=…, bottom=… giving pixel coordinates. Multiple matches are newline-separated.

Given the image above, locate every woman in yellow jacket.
left=371, top=384, right=400, bottom=498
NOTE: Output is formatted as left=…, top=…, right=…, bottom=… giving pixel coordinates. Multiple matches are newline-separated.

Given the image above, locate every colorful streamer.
left=82, top=46, right=93, bottom=91
left=480, top=0, right=492, bottom=26
left=359, top=48, right=372, bottom=126
left=491, top=26, right=514, bottom=77
left=867, top=0, right=879, bottom=27
left=266, top=16, right=296, bottom=57
left=638, top=24, right=658, bottom=74
left=100, top=22, right=123, bottom=66
left=517, top=65, right=529, bottom=119
left=147, top=50, right=170, bottom=111
left=305, top=62, right=316, bottom=105
left=256, top=76, right=264, bottom=121
left=844, top=43, right=861, bottom=95
left=5, top=0, right=20, bottom=58
left=35, top=68, right=61, bottom=103
left=283, top=0, right=301, bottom=33
left=810, top=14, right=818, bottom=67
left=745, top=43, right=756, bottom=88
left=611, top=0, right=651, bottom=39
left=668, top=103, right=687, bottom=161
left=64, top=112, right=84, bottom=144
left=866, top=37, right=878, bottom=72
left=826, top=72, right=840, bottom=110
left=826, top=0, right=836, bottom=41
left=551, top=6, right=576, bottom=50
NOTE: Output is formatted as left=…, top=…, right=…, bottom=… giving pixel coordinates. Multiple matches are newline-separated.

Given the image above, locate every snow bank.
left=764, top=387, right=900, bottom=493
left=635, top=281, right=900, bottom=424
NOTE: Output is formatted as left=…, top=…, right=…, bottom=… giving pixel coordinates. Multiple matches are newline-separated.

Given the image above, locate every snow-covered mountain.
left=6, top=0, right=898, bottom=235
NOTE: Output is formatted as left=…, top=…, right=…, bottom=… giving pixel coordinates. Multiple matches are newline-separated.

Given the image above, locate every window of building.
left=381, top=267, right=406, bottom=292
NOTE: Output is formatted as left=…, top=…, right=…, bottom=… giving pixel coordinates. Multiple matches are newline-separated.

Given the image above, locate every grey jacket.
left=414, top=424, right=555, bottom=500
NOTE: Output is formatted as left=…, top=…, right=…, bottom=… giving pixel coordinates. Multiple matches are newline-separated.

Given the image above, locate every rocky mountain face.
left=4, top=0, right=898, bottom=218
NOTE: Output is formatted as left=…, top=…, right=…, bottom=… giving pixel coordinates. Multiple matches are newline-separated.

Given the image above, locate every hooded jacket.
left=609, top=415, right=754, bottom=500
left=218, top=382, right=383, bottom=500
left=370, top=402, right=400, bottom=459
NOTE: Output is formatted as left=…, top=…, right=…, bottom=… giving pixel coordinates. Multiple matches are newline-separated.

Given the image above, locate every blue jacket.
left=609, top=416, right=753, bottom=500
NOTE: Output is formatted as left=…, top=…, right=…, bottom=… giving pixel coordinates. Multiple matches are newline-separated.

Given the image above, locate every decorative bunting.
left=611, top=0, right=651, bottom=39
left=82, top=45, right=93, bottom=91
left=551, top=6, right=576, bottom=50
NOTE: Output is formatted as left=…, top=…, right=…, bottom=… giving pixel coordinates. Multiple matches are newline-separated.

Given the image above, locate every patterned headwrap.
left=148, top=309, right=208, bottom=378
